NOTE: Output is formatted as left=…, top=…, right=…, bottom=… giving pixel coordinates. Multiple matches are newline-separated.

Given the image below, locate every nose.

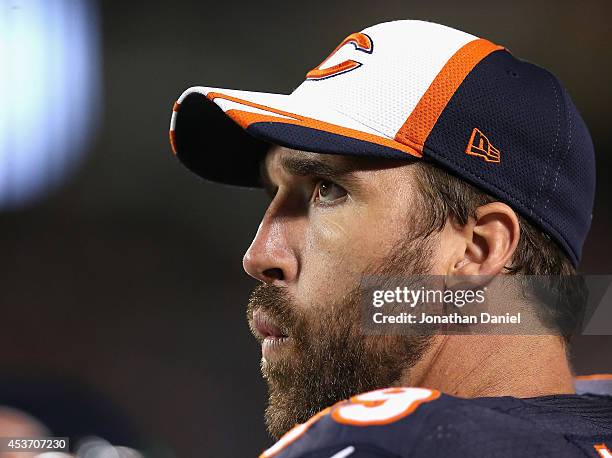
left=243, top=212, right=299, bottom=285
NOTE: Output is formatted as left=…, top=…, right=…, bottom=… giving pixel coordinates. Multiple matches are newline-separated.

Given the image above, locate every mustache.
left=246, top=284, right=297, bottom=337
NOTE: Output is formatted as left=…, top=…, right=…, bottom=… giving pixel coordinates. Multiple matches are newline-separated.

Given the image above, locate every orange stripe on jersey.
left=575, top=374, right=612, bottom=381
left=260, top=407, right=333, bottom=458
left=206, top=92, right=422, bottom=157
left=394, top=38, right=504, bottom=152
left=595, top=443, right=612, bottom=458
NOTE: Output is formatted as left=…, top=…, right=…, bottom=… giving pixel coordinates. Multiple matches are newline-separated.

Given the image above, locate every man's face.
left=244, top=146, right=442, bottom=438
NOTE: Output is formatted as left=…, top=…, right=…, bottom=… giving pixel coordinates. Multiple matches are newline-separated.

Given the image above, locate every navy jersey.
left=260, top=378, right=612, bottom=458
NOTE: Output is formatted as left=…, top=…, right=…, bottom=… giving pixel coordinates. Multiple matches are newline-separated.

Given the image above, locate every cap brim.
left=170, top=86, right=422, bottom=187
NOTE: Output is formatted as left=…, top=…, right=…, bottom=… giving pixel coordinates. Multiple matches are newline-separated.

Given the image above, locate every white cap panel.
left=292, top=20, right=477, bottom=137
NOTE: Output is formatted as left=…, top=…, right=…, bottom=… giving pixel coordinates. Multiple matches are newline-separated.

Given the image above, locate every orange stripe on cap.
left=207, top=92, right=422, bottom=158
left=169, top=101, right=181, bottom=155
left=395, top=38, right=504, bottom=152
left=169, top=130, right=177, bottom=155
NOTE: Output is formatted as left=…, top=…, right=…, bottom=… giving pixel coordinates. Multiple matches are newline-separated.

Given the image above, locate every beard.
left=246, top=234, right=435, bottom=439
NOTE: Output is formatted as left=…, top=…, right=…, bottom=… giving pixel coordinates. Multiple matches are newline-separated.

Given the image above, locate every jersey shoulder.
left=260, top=387, right=441, bottom=458
left=260, top=387, right=600, bottom=458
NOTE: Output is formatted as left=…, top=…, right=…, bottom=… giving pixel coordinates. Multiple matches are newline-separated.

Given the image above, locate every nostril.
left=263, top=268, right=284, bottom=282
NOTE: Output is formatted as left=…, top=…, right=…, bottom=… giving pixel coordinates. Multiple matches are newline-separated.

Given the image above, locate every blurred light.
left=75, top=437, right=144, bottom=458
left=0, top=0, right=101, bottom=209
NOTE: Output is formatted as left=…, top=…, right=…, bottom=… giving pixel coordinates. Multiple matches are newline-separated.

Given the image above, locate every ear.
left=449, top=202, right=520, bottom=277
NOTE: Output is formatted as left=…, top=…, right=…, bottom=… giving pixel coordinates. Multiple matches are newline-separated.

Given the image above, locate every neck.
left=404, top=334, right=575, bottom=398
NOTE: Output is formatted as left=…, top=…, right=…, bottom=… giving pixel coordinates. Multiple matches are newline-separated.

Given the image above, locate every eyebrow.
left=260, top=154, right=363, bottom=195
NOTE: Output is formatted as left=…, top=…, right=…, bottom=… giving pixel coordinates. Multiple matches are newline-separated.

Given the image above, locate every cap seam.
left=330, top=105, right=396, bottom=141
left=545, top=87, right=573, bottom=213
left=531, top=74, right=561, bottom=223
left=329, top=105, right=425, bottom=152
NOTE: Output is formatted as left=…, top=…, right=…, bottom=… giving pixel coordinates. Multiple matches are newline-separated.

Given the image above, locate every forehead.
left=262, top=145, right=412, bottom=180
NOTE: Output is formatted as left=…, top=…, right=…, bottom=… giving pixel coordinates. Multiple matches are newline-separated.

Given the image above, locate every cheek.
left=296, top=207, right=390, bottom=303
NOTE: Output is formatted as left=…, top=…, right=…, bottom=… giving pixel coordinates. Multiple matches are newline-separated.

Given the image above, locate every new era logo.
left=465, top=128, right=500, bottom=163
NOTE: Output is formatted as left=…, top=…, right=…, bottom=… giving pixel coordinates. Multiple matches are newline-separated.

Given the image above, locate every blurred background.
left=0, top=0, right=611, bottom=456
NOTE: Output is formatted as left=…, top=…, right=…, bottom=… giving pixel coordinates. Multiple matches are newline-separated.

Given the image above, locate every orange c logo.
left=306, top=32, right=373, bottom=80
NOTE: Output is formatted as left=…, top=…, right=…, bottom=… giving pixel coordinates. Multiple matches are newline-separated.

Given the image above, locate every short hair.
left=411, top=161, right=587, bottom=344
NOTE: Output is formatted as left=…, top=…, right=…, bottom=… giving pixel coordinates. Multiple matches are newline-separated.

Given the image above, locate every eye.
left=314, top=180, right=347, bottom=204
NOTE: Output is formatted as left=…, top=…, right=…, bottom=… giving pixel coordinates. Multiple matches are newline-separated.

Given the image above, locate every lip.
left=252, top=309, right=288, bottom=340
left=251, top=310, right=291, bottom=361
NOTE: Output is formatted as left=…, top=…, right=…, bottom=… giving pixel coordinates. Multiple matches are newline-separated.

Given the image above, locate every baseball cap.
left=169, top=20, right=595, bottom=266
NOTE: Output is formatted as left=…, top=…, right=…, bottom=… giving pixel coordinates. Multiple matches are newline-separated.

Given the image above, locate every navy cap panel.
left=550, top=90, right=595, bottom=263
left=246, top=123, right=415, bottom=162
left=424, top=50, right=594, bottom=265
